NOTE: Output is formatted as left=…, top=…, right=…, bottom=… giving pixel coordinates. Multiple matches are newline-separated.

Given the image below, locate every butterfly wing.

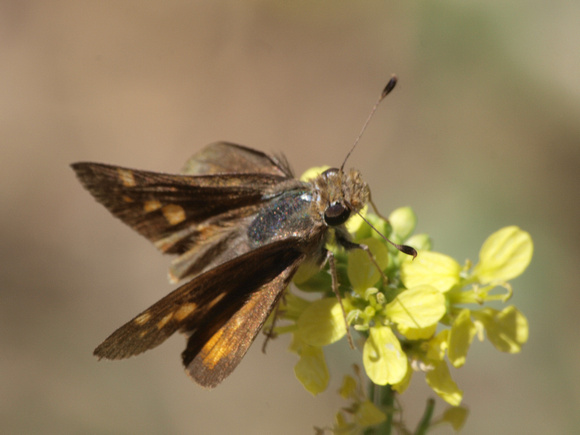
left=181, top=141, right=293, bottom=177
left=182, top=249, right=301, bottom=387
left=94, top=238, right=306, bottom=386
left=72, top=156, right=303, bottom=281
left=71, top=162, right=286, bottom=251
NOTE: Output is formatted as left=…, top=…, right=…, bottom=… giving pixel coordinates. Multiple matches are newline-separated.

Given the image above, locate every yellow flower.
left=289, top=334, right=329, bottom=396
left=363, top=325, right=408, bottom=385
left=332, top=372, right=387, bottom=434
left=277, top=190, right=533, bottom=424
left=355, top=400, right=387, bottom=427
left=425, top=361, right=463, bottom=406
left=472, top=306, right=529, bottom=353
left=384, top=284, right=446, bottom=333
left=393, top=227, right=532, bottom=405
left=440, top=405, right=469, bottom=431
left=347, top=238, right=389, bottom=292
left=388, top=206, right=416, bottom=241
left=473, top=226, right=533, bottom=283
left=296, top=298, right=347, bottom=346
left=401, top=251, right=462, bottom=292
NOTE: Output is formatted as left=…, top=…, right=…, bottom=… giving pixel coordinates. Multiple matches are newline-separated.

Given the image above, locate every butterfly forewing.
left=72, top=162, right=286, bottom=248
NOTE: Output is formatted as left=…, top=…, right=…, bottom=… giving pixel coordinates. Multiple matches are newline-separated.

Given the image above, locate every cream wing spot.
left=117, top=168, right=136, bottom=187
left=144, top=200, right=162, bottom=212
left=206, top=292, right=226, bottom=310
left=157, top=312, right=174, bottom=329
left=134, top=311, right=152, bottom=325
left=174, top=303, right=197, bottom=321
left=162, top=204, right=186, bottom=225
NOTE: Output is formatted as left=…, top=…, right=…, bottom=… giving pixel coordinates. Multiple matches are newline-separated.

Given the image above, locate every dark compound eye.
left=321, top=167, right=340, bottom=178
left=324, top=202, right=351, bottom=226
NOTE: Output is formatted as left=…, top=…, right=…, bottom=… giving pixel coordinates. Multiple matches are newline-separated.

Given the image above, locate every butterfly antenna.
left=340, top=74, right=398, bottom=172
left=356, top=211, right=417, bottom=258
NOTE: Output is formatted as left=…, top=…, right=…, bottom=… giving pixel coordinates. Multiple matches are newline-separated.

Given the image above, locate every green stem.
left=414, top=398, right=435, bottom=435
left=379, top=385, right=394, bottom=435
left=364, top=383, right=394, bottom=435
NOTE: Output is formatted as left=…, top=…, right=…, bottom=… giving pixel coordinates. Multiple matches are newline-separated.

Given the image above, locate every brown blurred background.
left=2, top=1, right=579, bottom=434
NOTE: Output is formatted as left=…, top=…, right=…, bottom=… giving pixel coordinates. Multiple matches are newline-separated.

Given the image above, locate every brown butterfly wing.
left=182, top=255, right=301, bottom=388
left=181, top=141, right=293, bottom=177
left=71, top=162, right=287, bottom=255
left=93, top=239, right=305, bottom=380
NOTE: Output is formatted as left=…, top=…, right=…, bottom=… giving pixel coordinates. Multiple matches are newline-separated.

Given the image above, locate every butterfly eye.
left=324, top=202, right=350, bottom=226
left=322, top=167, right=340, bottom=178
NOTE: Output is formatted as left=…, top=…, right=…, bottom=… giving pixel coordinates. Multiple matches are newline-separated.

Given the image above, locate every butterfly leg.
left=336, top=233, right=389, bottom=288
left=261, top=294, right=285, bottom=353
left=325, top=249, right=355, bottom=350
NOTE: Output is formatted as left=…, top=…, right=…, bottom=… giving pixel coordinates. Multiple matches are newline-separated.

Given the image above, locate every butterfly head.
left=311, top=167, right=370, bottom=227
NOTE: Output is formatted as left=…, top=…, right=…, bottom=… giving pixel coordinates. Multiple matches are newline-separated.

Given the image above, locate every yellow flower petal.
left=385, top=285, right=446, bottom=329
left=473, top=226, right=533, bottom=283
left=405, top=233, right=432, bottom=251
left=425, top=361, right=463, bottom=406
left=279, top=292, right=310, bottom=321
left=363, top=326, right=408, bottom=385
left=296, top=298, right=347, bottom=346
left=364, top=213, right=389, bottom=242
left=392, top=361, right=413, bottom=394
left=441, top=406, right=469, bottom=431
left=388, top=207, right=416, bottom=240
left=355, top=400, right=387, bottom=427
left=292, top=260, right=322, bottom=286
left=294, top=344, right=330, bottom=396
left=473, top=306, right=529, bottom=353
left=346, top=205, right=369, bottom=236
left=300, top=166, right=330, bottom=182
left=347, top=238, right=389, bottom=291
left=426, top=330, right=449, bottom=361
left=448, top=309, right=477, bottom=368
left=334, top=412, right=349, bottom=430
left=401, top=251, right=461, bottom=292
left=339, top=375, right=357, bottom=399
left=397, top=323, right=437, bottom=340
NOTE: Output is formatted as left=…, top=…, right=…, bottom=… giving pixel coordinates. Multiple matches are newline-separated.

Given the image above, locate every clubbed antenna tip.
left=340, top=74, right=399, bottom=171
left=381, top=75, right=398, bottom=99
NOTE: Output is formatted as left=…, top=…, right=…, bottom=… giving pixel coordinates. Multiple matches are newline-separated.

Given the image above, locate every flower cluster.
left=269, top=169, right=533, bottom=433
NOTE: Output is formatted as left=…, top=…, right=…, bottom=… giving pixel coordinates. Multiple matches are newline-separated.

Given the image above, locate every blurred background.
left=2, top=1, right=579, bottom=433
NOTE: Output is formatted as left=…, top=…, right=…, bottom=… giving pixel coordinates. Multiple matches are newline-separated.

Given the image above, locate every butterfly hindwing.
left=182, top=254, right=302, bottom=388
left=182, top=141, right=293, bottom=177
left=93, top=239, right=305, bottom=376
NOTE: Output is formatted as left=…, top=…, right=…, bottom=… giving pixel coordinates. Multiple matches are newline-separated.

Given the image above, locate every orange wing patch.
left=144, top=200, right=162, bottom=212
left=197, top=296, right=260, bottom=371
left=162, top=204, right=186, bottom=225
left=198, top=329, right=226, bottom=371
